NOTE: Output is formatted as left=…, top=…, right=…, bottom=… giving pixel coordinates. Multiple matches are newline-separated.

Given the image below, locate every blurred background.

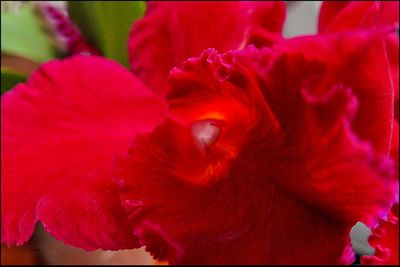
left=0, top=1, right=373, bottom=265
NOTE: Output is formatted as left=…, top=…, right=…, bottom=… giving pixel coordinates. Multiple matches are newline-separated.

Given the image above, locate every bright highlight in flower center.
left=191, top=119, right=221, bottom=151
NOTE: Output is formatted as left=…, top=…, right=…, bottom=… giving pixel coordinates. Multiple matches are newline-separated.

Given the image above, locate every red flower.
left=1, top=1, right=398, bottom=265
left=1, top=0, right=284, bottom=253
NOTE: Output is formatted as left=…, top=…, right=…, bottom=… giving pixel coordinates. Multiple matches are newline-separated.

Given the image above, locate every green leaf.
left=1, top=68, right=26, bottom=94
left=68, top=1, right=146, bottom=67
left=1, top=5, right=56, bottom=62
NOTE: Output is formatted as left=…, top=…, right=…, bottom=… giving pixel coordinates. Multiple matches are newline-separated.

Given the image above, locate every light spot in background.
left=284, top=1, right=322, bottom=38
left=350, top=222, right=375, bottom=256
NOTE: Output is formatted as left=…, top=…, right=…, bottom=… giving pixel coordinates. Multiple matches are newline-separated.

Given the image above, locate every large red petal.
left=114, top=47, right=396, bottom=264
left=128, top=1, right=285, bottom=95
left=1, top=56, right=166, bottom=250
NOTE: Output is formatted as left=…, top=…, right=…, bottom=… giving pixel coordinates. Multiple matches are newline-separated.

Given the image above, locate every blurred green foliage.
left=1, top=5, right=56, bottom=62
left=1, top=1, right=146, bottom=94
left=1, top=68, right=26, bottom=94
left=68, top=1, right=146, bottom=66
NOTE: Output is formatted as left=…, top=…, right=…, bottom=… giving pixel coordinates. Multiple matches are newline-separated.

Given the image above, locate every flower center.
left=191, top=119, right=221, bottom=152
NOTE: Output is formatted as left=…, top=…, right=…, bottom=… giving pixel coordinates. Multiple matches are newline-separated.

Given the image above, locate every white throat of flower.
left=191, top=120, right=221, bottom=151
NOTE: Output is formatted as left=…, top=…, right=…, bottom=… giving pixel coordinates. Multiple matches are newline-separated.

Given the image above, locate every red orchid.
left=1, top=1, right=398, bottom=265
left=1, top=0, right=283, bottom=253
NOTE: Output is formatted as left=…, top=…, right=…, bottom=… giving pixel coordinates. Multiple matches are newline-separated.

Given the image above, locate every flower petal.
left=114, top=46, right=396, bottom=264
left=271, top=29, right=396, bottom=155
left=361, top=204, right=399, bottom=265
left=1, top=56, right=166, bottom=250
left=318, top=5, right=399, bottom=259
left=318, top=1, right=399, bottom=33
left=263, top=32, right=398, bottom=226
left=116, top=140, right=356, bottom=263
left=128, top=1, right=285, bottom=95
left=113, top=117, right=358, bottom=264
left=386, top=34, right=399, bottom=120
left=318, top=1, right=399, bottom=121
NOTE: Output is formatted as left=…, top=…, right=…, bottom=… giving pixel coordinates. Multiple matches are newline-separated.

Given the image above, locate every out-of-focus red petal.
left=128, top=1, right=285, bottom=95
left=114, top=46, right=397, bottom=264
left=318, top=1, right=399, bottom=33
left=1, top=56, right=166, bottom=250
left=361, top=204, right=399, bottom=265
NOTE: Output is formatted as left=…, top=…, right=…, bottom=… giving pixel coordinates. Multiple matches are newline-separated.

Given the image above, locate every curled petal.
left=318, top=1, right=399, bottom=121
left=271, top=29, right=396, bottom=154
left=1, top=56, right=166, bottom=250
left=128, top=1, right=285, bottom=95
left=264, top=31, right=398, bottom=226
left=361, top=204, right=399, bottom=265
left=318, top=4, right=399, bottom=258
